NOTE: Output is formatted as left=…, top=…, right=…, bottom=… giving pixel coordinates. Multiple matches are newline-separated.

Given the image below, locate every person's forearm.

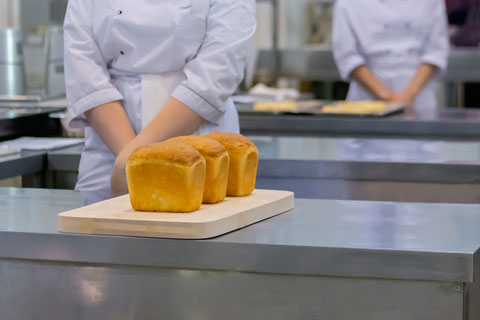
left=110, top=97, right=204, bottom=196
left=404, top=63, right=438, bottom=98
left=120, top=97, right=204, bottom=157
left=85, top=101, right=136, bottom=156
left=350, top=65, right=392, bottom=100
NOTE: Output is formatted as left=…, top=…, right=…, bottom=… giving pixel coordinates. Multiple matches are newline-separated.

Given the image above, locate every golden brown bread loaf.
left=165, top=135, right=230, bottom=204
left=203, top=131, right=258, bottom=196
left=126, top=141, right=206, bottom=212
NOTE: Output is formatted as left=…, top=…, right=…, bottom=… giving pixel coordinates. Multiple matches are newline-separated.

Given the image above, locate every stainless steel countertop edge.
left=258, top=159, right=480, bottom=183
left=46, top=146, right=480, bottom=184
left=0, top=230, right=474, bottom=283
left=0, top=151, right=45, bottom=180
left=239, top=114, right=480, bottom=138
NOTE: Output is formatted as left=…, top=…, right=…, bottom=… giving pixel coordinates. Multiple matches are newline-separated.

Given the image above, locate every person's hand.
left=111, top=150, right=130, bottom=197
left=387, top=90, right=416, bottom=108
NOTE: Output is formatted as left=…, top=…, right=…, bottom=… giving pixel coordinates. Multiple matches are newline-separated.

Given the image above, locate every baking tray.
left=237, top=100, right=405, bottom=118
left=298, top=101, right=405, bottom=118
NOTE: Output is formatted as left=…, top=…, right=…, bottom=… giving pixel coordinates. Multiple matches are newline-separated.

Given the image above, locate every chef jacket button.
left=117, top=10, right=123, bottom=15
left=120, top=51, right=124, bottom=55
left=383, top=24, right=389, bottom=29
left=405, top=23, right=411, bottom=29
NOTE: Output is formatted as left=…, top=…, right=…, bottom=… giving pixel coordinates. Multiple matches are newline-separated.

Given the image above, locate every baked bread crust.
left=166, top=135, right=227, bottom=158
left=128, top=141, right=204, bottom=167
left=204, top=131, right=258, bottom=197
left=127, top=141, right=206, bottom=212
left=166, top=136, right=230, bottom=204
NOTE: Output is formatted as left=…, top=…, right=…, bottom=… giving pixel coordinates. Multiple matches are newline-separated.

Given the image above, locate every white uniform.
left=332, top=0, right=449, bottom=112
left=64, top=0, right=256, bottom=202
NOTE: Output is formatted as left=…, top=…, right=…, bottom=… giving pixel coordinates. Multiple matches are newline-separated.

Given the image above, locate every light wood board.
left=58, top=189, right=294, bottom=239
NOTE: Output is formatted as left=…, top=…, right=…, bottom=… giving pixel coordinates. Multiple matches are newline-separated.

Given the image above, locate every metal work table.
left=47, top=143, right=83, bottom=172
left=253, top=136, right=480, bottom=203
left=0, top=105, right=64, bottom=140
left=0, top=187, right=479, bottom=319
left=47, top=136, right=480, bottom=203
left=0, top=150, right=45, bottom=180
left=239, top=108, right=480, bottom=139
left=4, top=135, right=480, bottom=203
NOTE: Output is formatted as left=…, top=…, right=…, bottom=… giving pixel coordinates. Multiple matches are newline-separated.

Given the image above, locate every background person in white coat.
left=64, top=0, right=256, bottom=202
left=332, top=0, right=449, bottom=112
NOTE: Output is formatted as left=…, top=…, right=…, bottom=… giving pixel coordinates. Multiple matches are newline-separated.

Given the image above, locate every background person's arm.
left=389, top=0, right=449, bottom=108
left=387, top=63, right=438, bottom=107
left=350, top=65, right=393, bottom=101
left=333, top=0, right=388, bottom=98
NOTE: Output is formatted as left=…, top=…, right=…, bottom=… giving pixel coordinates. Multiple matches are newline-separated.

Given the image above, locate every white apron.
left=76, top=74, right=239, bottom=204
left=347, top=60, right=438, bottom=115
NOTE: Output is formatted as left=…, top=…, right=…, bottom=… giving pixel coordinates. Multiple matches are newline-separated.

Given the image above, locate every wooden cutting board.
left=58, top=189, right=294, bottom=239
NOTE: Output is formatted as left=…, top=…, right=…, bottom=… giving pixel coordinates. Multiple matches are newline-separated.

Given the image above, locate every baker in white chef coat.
left=332, top=0, right=449, bottom=112
left=64, top=0, right=256, bottom=202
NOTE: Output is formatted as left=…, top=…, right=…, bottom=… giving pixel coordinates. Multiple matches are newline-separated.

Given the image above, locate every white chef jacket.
left=64, top=0, right=256, bottom=202
left=332, top=0, right=449, bottom=112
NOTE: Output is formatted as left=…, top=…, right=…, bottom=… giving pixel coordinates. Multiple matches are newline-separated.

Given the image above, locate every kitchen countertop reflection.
left=239, top=108, right=480, bottom=139
left=251, top=136, right=480, bottom=164
left=1, top=187, right=480, bottom=282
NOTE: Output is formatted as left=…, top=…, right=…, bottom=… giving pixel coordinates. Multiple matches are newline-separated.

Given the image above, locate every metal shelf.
left=256, top=47, right=480, bottom=83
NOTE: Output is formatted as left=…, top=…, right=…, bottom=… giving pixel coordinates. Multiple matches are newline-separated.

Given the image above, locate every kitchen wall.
left=255, top=0, right=313, bottom=49
left=21, top=0, right=50, bottom=29
left=0, top=0, right=21, bottom=29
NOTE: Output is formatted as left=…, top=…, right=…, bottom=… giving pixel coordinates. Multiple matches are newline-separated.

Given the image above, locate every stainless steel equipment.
left=2, top=188, right=480, bottom=319
left=43, top=134, right=480, bottom=203
left=238, top=107, right=480, bottom=139
left=0, top=28, right=25, bottom=96
left=44, top=25, right=65, bottom=98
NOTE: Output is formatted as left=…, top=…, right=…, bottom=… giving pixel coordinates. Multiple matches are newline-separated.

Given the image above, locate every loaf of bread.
left=165, top=136, right=230, bottom=204
left=126, top=141, right=206, bottom=212
left=203, top=131, right=258, bottom=196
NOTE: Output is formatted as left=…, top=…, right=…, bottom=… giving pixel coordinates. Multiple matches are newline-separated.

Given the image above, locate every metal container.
left=0, top=28, right=25, bottom=96
left=44, top=25, right=65, bottom=98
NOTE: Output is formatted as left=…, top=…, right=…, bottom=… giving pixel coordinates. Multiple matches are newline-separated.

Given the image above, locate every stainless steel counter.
left=239, top=108, right=480, bottom=139
left=254, top=136, right=480, bottom=203
left=1, top=188, right=480, bottom=319
left=0, top=105, right=64, bottom=139
left=46, top=136, right=480, bottom=203
left=0, top=150, right=45, bottom=180
left=4, top=135, right=480, bottom=203
left=254, top=136, right=480, bottom=182
left=48, top=136, right=480, bottom=182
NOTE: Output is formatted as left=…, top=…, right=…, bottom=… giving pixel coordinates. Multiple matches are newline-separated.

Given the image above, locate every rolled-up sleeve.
left=171, top=0, right=256, bottom=125
left=332, top=0, right=366, bottom=81
left=420, top=1, right=449, bottom=76
left=63, top=0, right=123, bottom=128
